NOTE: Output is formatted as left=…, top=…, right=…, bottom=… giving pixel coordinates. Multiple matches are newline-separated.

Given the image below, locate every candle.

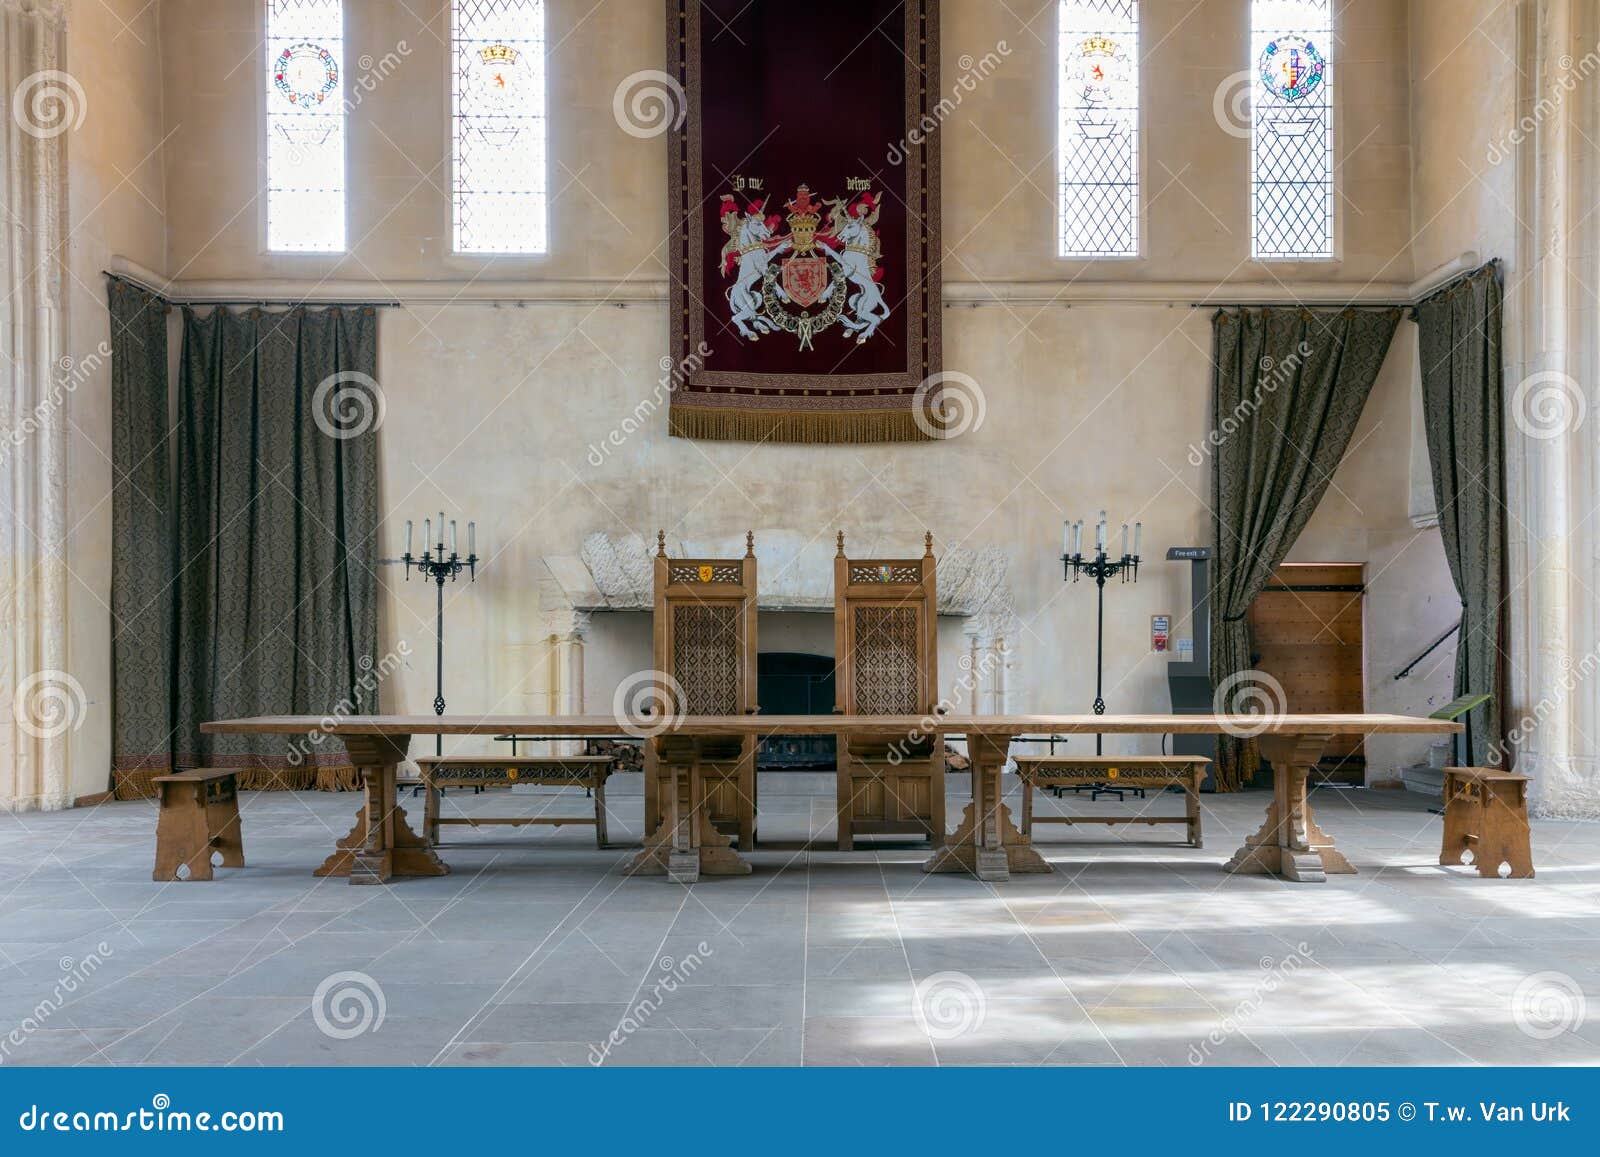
left=468, top=521, right=476, bottom=557
left=450, top=520, right=458, bottom=555
left=1120, top=523, right=1129, bottom=559
left=1133, top=521, right=1142, bottom=558
left=404, top=519, right=413, bottom=557
left=1062, top=521, right=1071, bottom=557
left=438, top=511, right=445, bottom=548
left=423, top=518, right=431, bottom=555
left=1073, top=520, right=1083, bottom=556
left=1096, top=511, right=1107, bottom=552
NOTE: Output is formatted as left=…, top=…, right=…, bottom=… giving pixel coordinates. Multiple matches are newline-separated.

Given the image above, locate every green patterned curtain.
left=109, top=277, right=175, bottom=789
left=1417, top=264, right=1505, bottom=766
left=172, top=306, right=380, bottom=789
left=1209, top=307, right=1402, bottom=791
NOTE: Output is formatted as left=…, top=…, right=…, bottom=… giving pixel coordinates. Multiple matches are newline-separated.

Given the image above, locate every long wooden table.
left=201, top=714, right=1461, bottom=884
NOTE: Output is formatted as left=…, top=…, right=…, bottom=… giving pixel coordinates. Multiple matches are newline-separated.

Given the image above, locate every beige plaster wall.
left=63, top=0, right=1454, bottom=784
left=162, top=0, right=1415, bottom=284
left=63, top=0, right=168, bottom=800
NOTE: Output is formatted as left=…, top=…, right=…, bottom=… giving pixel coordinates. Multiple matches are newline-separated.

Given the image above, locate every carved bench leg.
left=153, top=780, right=213, bottom=882
left=626, top=743, right=750, bottom=881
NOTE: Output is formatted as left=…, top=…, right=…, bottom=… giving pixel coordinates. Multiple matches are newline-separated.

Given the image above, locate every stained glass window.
left=1251, top=0, right=1334, bottom=259
left=265, top=0, right=345, bottom=252
left=1058, top=0, right=1139, bottom=258
left=452, top=0, right=548, bottom=254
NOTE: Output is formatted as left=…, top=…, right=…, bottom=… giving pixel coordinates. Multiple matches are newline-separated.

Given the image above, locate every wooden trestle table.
left=201, top=714, right=1461, bottom=885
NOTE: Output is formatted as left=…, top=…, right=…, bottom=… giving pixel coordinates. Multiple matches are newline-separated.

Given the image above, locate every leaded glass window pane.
left=1058, top=0, right=1139, bottom=258
left=1251, top=0, right=1333, bottom=260
left=452, top=0, right=548, bottom=254
left=265, top=0, right=346, bottom=253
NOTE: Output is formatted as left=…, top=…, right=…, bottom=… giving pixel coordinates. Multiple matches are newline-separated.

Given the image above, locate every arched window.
left=265, top=0, right=346, bottom=252
left=1251, top=0, right=1334, bottom=259
left=1058, top=0, right=1140, bottom=258
left=452, top=0, right=548, bottom=254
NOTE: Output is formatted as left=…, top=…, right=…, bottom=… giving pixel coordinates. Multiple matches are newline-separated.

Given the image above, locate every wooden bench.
left=415, top=755, right=614, bottom=848
left=152, top=769, right=245, bottom=881
left=1013, top=756, right=1208, bottom=849
left=1440, top=766, right=1534, bottom=878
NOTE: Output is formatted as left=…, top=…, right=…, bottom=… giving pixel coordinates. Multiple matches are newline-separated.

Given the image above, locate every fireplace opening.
left=757, top=652, right=836, bottom=770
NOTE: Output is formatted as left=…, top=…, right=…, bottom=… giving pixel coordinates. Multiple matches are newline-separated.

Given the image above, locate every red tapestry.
left=666, top=0, right=942, bottom=443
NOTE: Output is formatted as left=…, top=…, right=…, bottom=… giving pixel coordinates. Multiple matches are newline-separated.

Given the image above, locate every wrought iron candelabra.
left=1062, top=511, right=1141, bottom=755
left=402, top=512, right=478, bottom=757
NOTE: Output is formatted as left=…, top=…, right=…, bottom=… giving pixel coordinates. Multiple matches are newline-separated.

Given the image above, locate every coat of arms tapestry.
left=666, top=0, right=942, bottom=443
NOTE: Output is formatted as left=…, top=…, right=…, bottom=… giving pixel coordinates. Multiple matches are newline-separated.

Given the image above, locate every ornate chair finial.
left=745, top=530, right=755, bottom=557
left=836, top=531, right=846, bottom=557
left=656, top=530, right=667, bottom=557
left=924, top=531, right=934, bottom=557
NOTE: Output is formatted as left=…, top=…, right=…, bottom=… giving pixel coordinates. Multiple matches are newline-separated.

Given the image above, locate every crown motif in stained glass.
left=1258, top=35, right=1325, bottom=103
left=274, top=42, right=338, bottom=106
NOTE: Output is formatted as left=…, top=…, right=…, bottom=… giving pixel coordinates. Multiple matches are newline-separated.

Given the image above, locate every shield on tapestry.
left=782, top=256, right=829, bottom=308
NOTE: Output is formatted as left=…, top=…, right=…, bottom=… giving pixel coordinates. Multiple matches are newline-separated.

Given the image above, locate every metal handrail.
left=1394, top=622, right=1461, bottom=680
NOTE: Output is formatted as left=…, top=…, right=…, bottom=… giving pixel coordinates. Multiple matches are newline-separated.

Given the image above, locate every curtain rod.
left=103, top=270, right=401, bottom=309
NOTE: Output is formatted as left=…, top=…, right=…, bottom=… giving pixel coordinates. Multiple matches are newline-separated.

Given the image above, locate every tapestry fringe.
left=669, top=407, right=935, bottom=444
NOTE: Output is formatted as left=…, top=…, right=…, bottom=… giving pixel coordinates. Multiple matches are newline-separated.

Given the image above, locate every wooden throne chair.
left=640, top=531, right=760, bottom=852
left=833, top=532, right=944, bottom=851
